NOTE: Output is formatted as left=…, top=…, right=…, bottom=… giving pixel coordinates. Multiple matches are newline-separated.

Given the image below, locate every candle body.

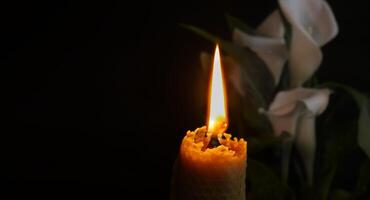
left=171, top=126, right=247, bottom=200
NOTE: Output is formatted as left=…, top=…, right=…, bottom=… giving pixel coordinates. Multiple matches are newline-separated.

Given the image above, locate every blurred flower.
left=279, top=0, right=338, bottom=87
left=233, top=0, right=338, bottom=87
left=233, top=10, right=287, bottom=85
left=231, top=0, right=338, bottom=184
left=261, top=88, right=331, bottom=184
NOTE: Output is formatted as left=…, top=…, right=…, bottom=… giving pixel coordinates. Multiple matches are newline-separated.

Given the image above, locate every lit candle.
left=171, top=45, right=247, bottom=200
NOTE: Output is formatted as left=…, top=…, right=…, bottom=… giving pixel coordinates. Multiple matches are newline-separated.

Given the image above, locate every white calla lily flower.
left=279, top=0, right=339, bottom=87
left=264, top=88, right=332, bottom=184
left=229, top=0, right=338, bottom=184
left=233, top=0, right=338, bottom=87
left=233, top=10, right=287, bottom=85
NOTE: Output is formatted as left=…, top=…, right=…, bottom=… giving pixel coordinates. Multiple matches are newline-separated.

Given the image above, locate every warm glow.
left=207, top=45, right=228, bottom=134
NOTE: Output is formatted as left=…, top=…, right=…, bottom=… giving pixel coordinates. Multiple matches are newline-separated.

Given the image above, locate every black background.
left=7, top=0, right=370, bottom=198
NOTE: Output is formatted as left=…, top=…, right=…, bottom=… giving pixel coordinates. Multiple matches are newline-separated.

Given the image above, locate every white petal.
left=266, top=104, right=303, bottom=137
left=268, top=88, right=331, bottom=116
left=300, top=88, right=332, bottom=115
left=311, top=1, right=339, bottom=46
left=288, top=26, right=322, bottom=87
left=268, top=89, right=304, bottom=115
left=278, top=0, right=339, bottom=86
left=257, top=10, right=285, bottom=38
left=278, top=0, right=338, bottom=46
left=233, top=29, right=287, bottom=84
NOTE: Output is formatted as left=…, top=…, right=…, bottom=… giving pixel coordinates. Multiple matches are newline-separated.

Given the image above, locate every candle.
left=171, top=45, right=247, bottom=200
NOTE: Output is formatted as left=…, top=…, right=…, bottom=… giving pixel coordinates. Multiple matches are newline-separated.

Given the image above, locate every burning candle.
left=171, top=45, right=247, bottom=200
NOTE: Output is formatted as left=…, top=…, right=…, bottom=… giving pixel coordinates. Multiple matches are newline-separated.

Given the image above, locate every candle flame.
left=207, top=45, right=228, bottom=134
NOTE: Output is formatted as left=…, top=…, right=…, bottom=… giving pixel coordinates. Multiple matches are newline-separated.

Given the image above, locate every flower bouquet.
left=182, top=0, right=370, bottom=199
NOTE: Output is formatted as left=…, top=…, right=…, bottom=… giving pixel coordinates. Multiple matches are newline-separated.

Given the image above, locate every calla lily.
left=279, top=0, right=339, bottom=87
left=229, top=0, right=338, bottom=184
left=233, top=0, right=338, bottom=87
left=262, top=88, right=332, bottom=184
left=233, top=10, right=287, bottom=85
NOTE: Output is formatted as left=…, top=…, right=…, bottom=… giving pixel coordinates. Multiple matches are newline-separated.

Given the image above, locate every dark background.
left=6, top=0, right=370, bottom=198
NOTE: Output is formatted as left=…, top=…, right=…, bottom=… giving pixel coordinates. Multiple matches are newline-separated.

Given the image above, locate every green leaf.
left=330, top=189, right=352, bottom=200
left=358, top=100, right=370, bottom=158
left=247, top=159, right=295, bottom=200
left=315, top=82, right=370, bottom=199
left=240, top=102, right=271, bottom=132
left=281, top=132, right=294, bottom=184
left=225, top=14, right=256, bottom=35
left=320, top=82, right=370, bottom=159
left=179, top=24, right=219, bottom=43
left=303, top=75, right=319, bottom=88
left=315, top=94, right=359, bottom=200
left=247, top=132, right=291, bottom=154
left=318, top=165, right=337, bottom=200
left=354, top=159, right=370, bottom=198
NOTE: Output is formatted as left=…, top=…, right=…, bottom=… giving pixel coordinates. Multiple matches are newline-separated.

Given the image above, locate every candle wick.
left=207, top=134, right=221, bottom=149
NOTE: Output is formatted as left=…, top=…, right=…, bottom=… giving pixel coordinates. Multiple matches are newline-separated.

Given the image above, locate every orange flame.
left=207, top=45, right=228, bottom=134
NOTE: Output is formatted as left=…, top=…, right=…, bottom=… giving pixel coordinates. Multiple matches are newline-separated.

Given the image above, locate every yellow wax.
left=171, top=126, right=247, bottom=200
